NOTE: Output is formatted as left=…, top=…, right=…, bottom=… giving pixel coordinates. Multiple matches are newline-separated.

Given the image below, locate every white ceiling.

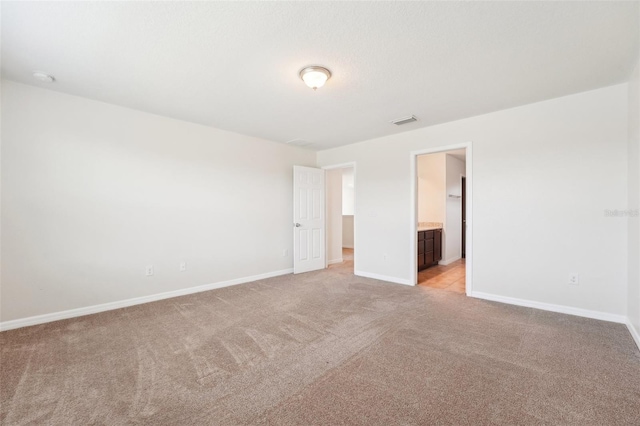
left=2, top=1, right=638, bottom=150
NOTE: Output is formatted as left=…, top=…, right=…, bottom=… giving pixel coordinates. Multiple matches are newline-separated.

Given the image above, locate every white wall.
left=0, top=81, right=316, bottom=323
left=417, top=153, right=446, bottom=223
left=342, top=216, right=354, bottom=249
left=444, top=154, right=465, bottom=263
left=326, top=168, right=343, bottom=263
left=341, top=167, right=355, bottom=249
left=342, top=169, right=354, bottom=215
left=318, top=84, right=629, bottom=317
left=628, top=58, right=640, bottom=342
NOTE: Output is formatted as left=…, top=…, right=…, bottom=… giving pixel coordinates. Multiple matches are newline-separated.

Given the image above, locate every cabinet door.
left=417, top=252, right=426, bottom=269
left=434, top=229, right=442, bottom=261
left=417, top=231, right=425, bottom=271
left=425, top=250, right=434, bottom=265
left=425, top=239, right=434, bottom=253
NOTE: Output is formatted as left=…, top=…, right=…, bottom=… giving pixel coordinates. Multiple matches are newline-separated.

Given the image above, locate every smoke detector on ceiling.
left=390, top=115, right=418, bottom=125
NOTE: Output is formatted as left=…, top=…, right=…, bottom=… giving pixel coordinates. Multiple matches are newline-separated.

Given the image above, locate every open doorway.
left=324, top=163, right=356, bottom=273
left=411, top=144, right=472, bottom=294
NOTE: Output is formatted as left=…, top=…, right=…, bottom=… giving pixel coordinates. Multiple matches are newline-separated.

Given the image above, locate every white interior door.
left=293, top=166, right=325, bottom=274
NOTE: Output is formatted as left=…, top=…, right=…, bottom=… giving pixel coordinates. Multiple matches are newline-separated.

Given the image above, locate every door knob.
left=294, top=223, right=302, bottom=227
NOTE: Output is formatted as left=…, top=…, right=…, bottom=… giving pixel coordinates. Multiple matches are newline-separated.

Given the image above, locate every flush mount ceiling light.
left=299, top=66, right=331, bottom=90
left=33, top=71, right=55, bottom=83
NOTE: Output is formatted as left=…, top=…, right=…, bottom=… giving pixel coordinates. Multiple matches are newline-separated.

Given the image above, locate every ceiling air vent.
left=391, top=115, right=418, bottom=125
left=286, top=139, right=315, bottom=147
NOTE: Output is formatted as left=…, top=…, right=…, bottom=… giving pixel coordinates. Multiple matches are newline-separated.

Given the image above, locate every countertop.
left=417, top=222, right=443, bottom=231
left=418, top=226, right=442, bottom=231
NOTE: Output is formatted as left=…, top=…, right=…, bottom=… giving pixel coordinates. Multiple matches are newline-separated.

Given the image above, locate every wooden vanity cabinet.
left=417, top=229, right=442, bottom=271
left=417, top=231, right=426, bottom=269
left=434, top=229, right=441, bottom=263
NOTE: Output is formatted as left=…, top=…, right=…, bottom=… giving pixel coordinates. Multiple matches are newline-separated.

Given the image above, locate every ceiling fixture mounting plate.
left=391, top=115, right=418, bottom=125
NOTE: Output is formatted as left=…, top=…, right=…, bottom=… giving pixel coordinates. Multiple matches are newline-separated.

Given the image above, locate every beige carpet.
left=2, top=257, right=639, bottom=425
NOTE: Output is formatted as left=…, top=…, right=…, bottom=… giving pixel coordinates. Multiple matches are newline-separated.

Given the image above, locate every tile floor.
left=332, top=249, right=465, bottom=294
left=418, top=259, right=466, bottom=293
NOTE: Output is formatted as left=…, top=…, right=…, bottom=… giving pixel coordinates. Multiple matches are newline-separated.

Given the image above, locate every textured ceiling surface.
left=2, top=1, right=638, bottom=150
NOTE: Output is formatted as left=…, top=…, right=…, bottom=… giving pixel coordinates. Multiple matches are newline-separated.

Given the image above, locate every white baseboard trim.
left=439, top=256, right=461, bottom=266
left=355, top=270, right=412, bottom=286
left=626, top=320, right=640, bottom=351
left=0, top=268, right=294, bottom=332
left=328, top=258, right=343, bottom=265
left=470, top=291, right=627, bottom=324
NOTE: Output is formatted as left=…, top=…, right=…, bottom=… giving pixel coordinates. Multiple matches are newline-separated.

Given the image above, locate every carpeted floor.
left=1, top=255, right=639, bottom=425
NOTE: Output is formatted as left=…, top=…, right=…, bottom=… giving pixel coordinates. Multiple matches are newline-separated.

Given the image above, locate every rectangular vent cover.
left=391, top=115, right=418, bottom=125
left=286, top=139, right=314, bottom=147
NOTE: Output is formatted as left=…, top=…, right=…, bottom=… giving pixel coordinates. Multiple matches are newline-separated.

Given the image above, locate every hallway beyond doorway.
left=328, top=248, right=353, bottom=271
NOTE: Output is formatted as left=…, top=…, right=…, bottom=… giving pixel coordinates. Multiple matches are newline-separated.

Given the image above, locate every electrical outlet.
left=145, top=265, right=154, bottom=276
left=179, top=261, right=187, bottom=272
left=569, top=273, right=579, bottom=285
left=283, top=249, right=288, bottom=257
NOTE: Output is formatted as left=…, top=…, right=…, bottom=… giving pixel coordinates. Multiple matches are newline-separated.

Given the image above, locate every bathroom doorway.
left=410, top=143, right=472, bottom=295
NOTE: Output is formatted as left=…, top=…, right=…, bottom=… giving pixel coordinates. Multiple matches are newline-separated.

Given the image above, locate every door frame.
left=461, top=175, right=466, bottom=259
left=321, top=162, right=357, bottom=272
left=410, top=142, right=473, bottom=295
